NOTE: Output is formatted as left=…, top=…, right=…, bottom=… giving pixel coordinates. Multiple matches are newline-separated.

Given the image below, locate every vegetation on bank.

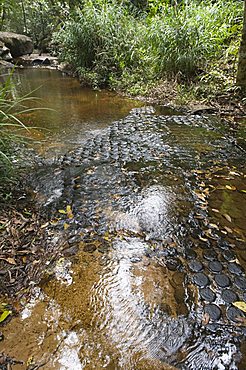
left=0, top=0, right=244, bottom=184
left=1, top=0, right=244, bottom=101
left=54, top=0, right=243, bottom=98
left=0, top=71, right=41, bottom=197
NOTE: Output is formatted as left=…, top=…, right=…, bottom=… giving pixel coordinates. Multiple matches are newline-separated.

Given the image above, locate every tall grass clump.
left=55, top=0, right=243, bottom=92
left=54, top=0, right=156, bottom=92
left=0, top=71, right=37, bottom=186
left=148, top=0, right=242, bottom=78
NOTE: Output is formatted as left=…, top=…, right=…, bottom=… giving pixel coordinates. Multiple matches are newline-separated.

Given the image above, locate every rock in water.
left=0, top=32, right=33, bottom=58
left=0, top=40, right=12, bottom=60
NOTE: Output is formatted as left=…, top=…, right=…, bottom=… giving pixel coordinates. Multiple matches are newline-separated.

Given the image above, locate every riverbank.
left=119, top=75, right=246, bottom=121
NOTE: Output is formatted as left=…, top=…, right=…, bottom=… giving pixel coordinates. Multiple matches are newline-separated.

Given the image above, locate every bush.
left=54, top=0, right=243, bottom=92
left=55, top=1, right=155, bottom=90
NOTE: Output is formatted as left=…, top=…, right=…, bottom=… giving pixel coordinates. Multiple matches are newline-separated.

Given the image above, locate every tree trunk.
left=236, top=0, right=246, bottom=86
left=21, top=0, right=27, bottom=33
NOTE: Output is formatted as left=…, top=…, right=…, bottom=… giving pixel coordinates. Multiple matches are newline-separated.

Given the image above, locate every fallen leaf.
left=199, top=236, right=208, bottom=242
left=211, top=208, right=220, bottom=213
left=209, top=223, right=219, bottom=230
left=195, top=192, right=206, bottom=202
left=229, top=171, right=240, bottom=176
left=66, top=205, right=74, bottom=219
left=203, top=188, right=210, bottom=195
left=225, top=185, right=237, bottom=191
left=6, top=258, right=16, bottom=265
left=0, top=310, right=11, bottom=323
left=241, top=190, right=246, bottom=193
left=233, top=301, right=246, bottom=313
left=202, top=312, right=210, bottom=325
left=223, top=214, right=232, bottom=223
left=64, top=223, right=70, bottom=230
left=41, top=222, right=49, bottom=228
left=224, top=226, right=233, bottom=233
left=58, top=209, right=67, bottom=214
left=0, top=257, right=16, bottom=265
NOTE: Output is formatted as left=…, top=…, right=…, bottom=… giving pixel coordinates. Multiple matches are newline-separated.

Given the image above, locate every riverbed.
left=0, top=68, right=246, bottom=370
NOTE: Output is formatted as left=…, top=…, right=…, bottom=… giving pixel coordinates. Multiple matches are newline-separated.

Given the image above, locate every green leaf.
left=0, top=310, right=11, bottom=323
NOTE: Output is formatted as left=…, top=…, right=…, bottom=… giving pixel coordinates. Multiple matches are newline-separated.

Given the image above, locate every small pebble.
left=222, top=250, right=236, bottom=262
left=204, top=304, right=221, bottom=321
left=208, top=261, right=223, bottom=273
left=185, top=249, right=197, bottom=259
left=226, top=306, right=245, bottom=323
left=130, top=257, right=142, bottom=263
left=166, top=258, right=182, bottom=271
left=228, top=262, right=244, bottom=276
left=234, top=276, right=246, bottom=291
left=206, top=323, right=220, bottom=333
left=188, top=260, right=203, bottom=273
left=200, top=287, right=216, bottom=302
left=193, top=273, right=210, bottom=288
left=221, top=289, right=238, bottom=304
left=203, top=250, right=217, bottom=261
left=84, top=244, right=97, bottom=253
left=214, top=274, right=230, bottom=288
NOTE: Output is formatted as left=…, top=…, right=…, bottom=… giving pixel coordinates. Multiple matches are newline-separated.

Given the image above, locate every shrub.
left=54, top=0, right=243, bottom=91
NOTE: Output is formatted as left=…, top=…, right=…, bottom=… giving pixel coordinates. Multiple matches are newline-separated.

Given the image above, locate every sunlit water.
left=0, top=69, right=246, bottom=370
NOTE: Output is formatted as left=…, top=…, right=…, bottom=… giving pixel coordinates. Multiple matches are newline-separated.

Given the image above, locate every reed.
left=55, top=0, right=242, bottom=93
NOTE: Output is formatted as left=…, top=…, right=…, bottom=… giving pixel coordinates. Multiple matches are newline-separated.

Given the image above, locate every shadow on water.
left=0, top=70, right=246, bottom=369
left=9, top=68, right=144, bottom=157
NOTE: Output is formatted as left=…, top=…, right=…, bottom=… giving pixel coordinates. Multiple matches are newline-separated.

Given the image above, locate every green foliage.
left=54, top=0, right=243, bottom=92
left=54, top=0, right=155, bottom=90
left=0, top=0, right=70, bottom=51
left=0, top=70, right=38, bottom=183
left=1, top=0, right=243, bottom=94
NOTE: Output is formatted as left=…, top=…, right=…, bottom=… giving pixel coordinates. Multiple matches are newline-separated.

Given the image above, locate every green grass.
left=54, top=0, right=243, bottom=94
left=0, top=70, right=41, bottom=185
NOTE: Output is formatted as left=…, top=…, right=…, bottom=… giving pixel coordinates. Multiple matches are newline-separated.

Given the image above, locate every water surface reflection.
left=12, top=68, right=143, bottom=156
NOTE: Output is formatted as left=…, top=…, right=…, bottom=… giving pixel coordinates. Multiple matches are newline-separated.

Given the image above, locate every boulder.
left=0, top=32, right=33, bottom=58
left=0, top=40, right=12, bottom=61
left=0, top=60, right=15, bottom=70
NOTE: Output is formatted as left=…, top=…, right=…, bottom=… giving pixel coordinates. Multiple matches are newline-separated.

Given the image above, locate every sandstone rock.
left=0, top=40, right=12, bottom=60
left=0, top=32, right=33, bottom=58
left=0, top=60, right=15, bottom=70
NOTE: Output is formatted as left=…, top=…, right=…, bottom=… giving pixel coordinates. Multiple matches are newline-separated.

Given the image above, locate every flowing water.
left=0, top=69, right=246, bottom=370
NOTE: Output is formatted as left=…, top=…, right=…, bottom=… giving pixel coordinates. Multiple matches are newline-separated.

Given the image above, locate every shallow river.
left=0, top=68, right=246, bottom=370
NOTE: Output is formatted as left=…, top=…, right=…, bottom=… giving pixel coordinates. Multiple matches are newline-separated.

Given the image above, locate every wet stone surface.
left=188, top=260, right=203, bottom=272
left=193, top=272, right=210, bottom=288
left=235, top=276, right=246, bottom=291
left=214, top=273, right=231, bottom=288
left=204, top=304, right=222, bottom=321
left=208, top=261, right=223, bottom=273
left=226, top=306, right=245, bottom=323
left=19, top=106, right=246, bottom=369
left=200, top=287, right=216, bottom=302
left=221, top=289, right=238, bottom=304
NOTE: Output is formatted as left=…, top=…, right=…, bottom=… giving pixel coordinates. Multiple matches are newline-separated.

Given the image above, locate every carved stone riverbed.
left=0, top=71, right=246, bottom=369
